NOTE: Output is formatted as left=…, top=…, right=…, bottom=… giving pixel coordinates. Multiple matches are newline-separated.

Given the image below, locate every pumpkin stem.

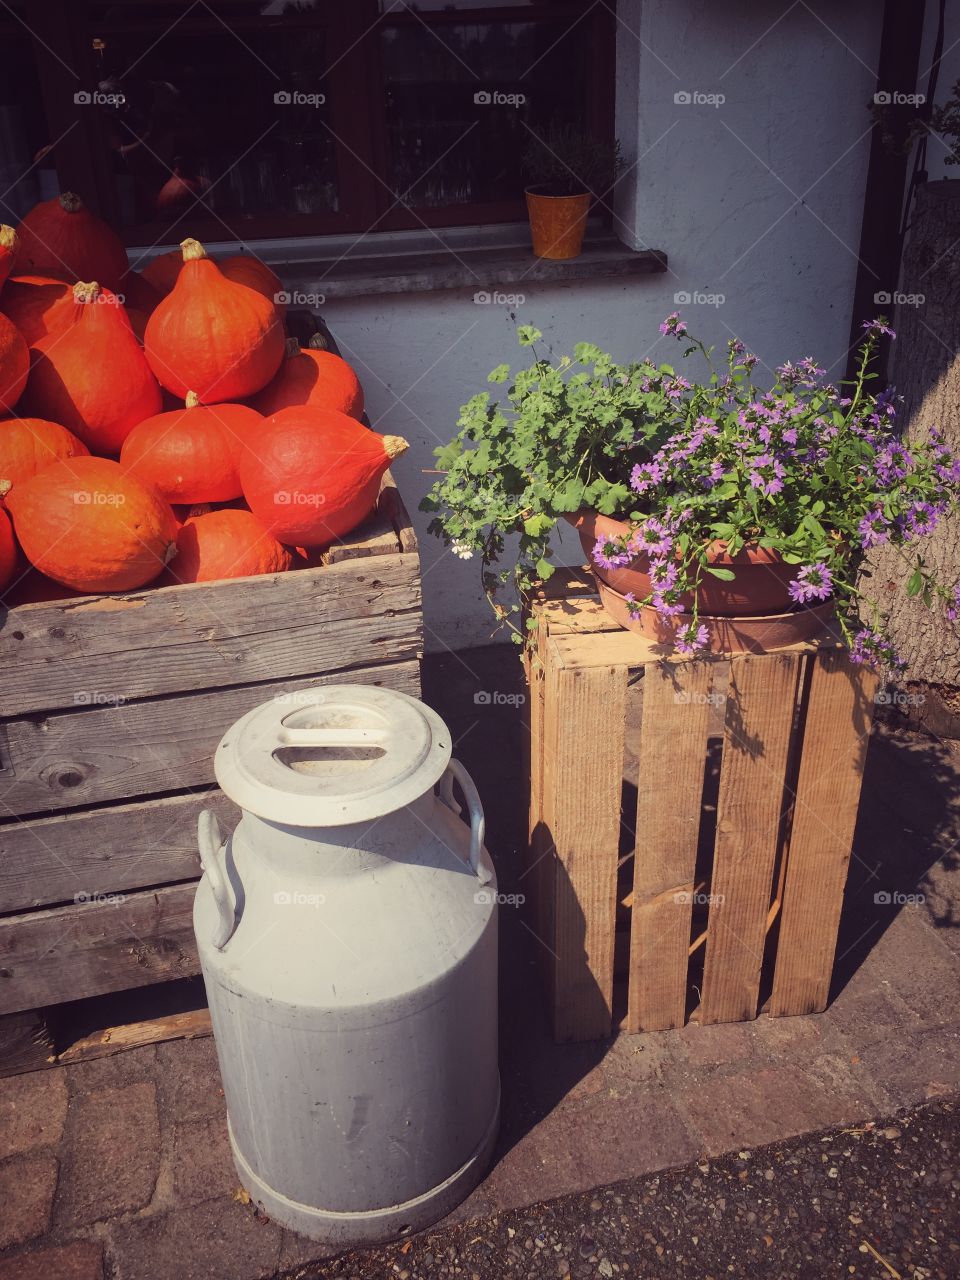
left=0, top=225, right=16, bottom=251
left=0, top=479, right=11, bottom=498
left=59, top=192, right=83, bottom=213
left=382, top=435, right=410, bottom=461
left=284, top=337, right=301, bottom=358
left=185, top=391, right=202, bottom=409
left=180, top=238, right=207, bottom=263
left=73, top=281, right=101, bottom=304
left=307, top=332, right=329, bottom=351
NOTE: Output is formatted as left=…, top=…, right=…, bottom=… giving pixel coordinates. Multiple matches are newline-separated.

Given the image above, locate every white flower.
left=451, top=540, right=474, bottom=560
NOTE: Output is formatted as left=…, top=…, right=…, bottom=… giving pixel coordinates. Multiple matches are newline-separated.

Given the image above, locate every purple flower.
left=874, top=443, right=912, bottom=486
left=701, top=459, right=725, bottom=489
left=782, top=427, right=798, bottom=445
left=788, top=563, right=834, bottom=604
left=748, top=453, right=786, bottom=497
left=858, top=508, right=889, bottom=549
left=849, top=625, right=905, bottom=673
left=659, top=312, right=688, bottom=337
left=592, top=536, right=634, bottom=571
left=664, top=375, right=692, bottom=399
left=675, top=622, right=710, bottom=654
left=630, top=460, right=664, bottom=495
left=862, top=318, right=897, bottom=340
left=634, top=517, right=674, bottom=558
left=946, top=583, right=960, bottom=623
left=901, top=501, right=939, bottom=539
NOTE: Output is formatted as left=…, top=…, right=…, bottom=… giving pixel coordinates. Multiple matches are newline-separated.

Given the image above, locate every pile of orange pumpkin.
left=0, top=192, right=407, bottom=602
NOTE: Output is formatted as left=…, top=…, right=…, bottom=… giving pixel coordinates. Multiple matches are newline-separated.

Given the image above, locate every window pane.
left=0, top=18, right=52, bottom=220
left=86, top=3, right=340, bottom=228
left=379, top=17, right=589, bottom=209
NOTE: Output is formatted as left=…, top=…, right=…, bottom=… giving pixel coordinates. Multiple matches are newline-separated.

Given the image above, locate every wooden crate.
left=0, top=475, right=421, bottom=1018
left=526, top=577, right=878, bottom=1042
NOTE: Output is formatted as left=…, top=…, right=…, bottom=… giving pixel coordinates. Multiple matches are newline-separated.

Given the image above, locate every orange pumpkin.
left=167, top=507, right=293, bottom=583
left=0, top=275, right=74, bottom=345
left=0, top=501, right=17, bottom=591
left=239, top=405, right=408, bottom=546
left=0, top=225, right=17, bottom=290
left=120, top=392, right=262, bottom=503
left=144, top=239, right=284, bottom=403
left=6, top=455, right=178, bottom=593
left=0, top=417, right=89, bottom=495
left=220, top=255, right=287, bottom=316
left=14, top=192, right=128, bottom=292
left=23, top=281, right=162, bottom=454
left=0, top=313, right=28, bottom=414
left=140, top=249, right=183, bottom=297
left=253, top=335, right=364, bottom=419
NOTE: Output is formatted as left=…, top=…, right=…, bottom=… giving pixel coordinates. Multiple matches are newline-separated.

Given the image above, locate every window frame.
left=14, top=0, right=616, bottom=246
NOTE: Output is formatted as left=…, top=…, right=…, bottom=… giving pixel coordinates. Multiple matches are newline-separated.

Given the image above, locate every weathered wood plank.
left=0, top=552, right=421, bottom=717
left=0, top=1009, right=55, bottom=1077
left=57, top=1007, right=212, bottom=1064
left=0, top=789, right=239, bottom=912
left=542, top=641, right=626, bottom=1041
left=0, top=658, right=421, bottom=817
left=627, top=662, right=713, bottom=1033
left=769, top=652, right=878, bottom=1016
left=0, top=882, right=200, bottom=1015
left=700, top=652, right=802, bottom=1024
left=523, top=604, right=554, bottom=1010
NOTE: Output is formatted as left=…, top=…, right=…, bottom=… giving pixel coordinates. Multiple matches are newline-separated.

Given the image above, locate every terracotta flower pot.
left=567, top=510, right=800, bottom=616
left=525, top=188, right=591, bottom=260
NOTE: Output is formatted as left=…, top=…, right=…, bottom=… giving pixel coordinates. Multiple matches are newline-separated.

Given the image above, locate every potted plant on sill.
left=522, top=123, right=622, bottom=261
left=421, top=317, right=960, bottom=670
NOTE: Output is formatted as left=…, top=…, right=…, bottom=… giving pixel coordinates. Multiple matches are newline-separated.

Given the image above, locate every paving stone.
left=853, top=1024, right=960, bottom=1108
left=173, top=1114, right=237, bottom=1204
left=0, top=1240, right=103, bottom=1280
left=0, top=1069, right=68, bottom=1159
left=55, top=1082, right=160, bottom=1227
left=673, top=1019, right=755, bottom=1069
left=0, top=1153, right=59, bottom=1249
left=677, top=1056, right=876, bottom=1157
left=820, top=975, right=915, bottom=1053
left=64, top=1045, right=159, bottom=1097
left=602, top=1029, right=680, bottom=1089
left=107, top=1197, right=282, bottom=1280
left=156, top=1037, right=225, bottom=1125
left=750, top=1012, right=826, bottom=1060
left=863, top=908, right=960, bottom=1029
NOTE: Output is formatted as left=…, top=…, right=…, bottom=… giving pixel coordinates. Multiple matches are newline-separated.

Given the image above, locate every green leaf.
left=705, top=566, right=736, bottom=580
left=523, top=513, right=554, bottom=537
left=535, top=557, right=555, bottom=580
left=906, top=568, right=924, bottom=597
left=487, top=363, right=511, bottom=384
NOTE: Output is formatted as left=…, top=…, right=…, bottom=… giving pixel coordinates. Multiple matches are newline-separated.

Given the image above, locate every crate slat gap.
left=526, top=575, right=878, bottom=1042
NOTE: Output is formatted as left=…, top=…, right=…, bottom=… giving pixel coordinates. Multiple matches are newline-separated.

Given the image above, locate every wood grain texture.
left=0, top=789, right=239, bottom=912
left=0, top=553, right=421, bottom=717
left=542, top=644, right=627, bottom=1041
left=0, top=1009, right=54, bottom=1077
left=0, top=658, right=421, bottom=817
left=524, top=607, right=554, bottom=1009
left=627, top=662, right=713, bottom=1033
left=57, top=1007, right=212, bottom=1064
left=700, top=652, right=802, bottom=1024
left=0, top=882, right=200, bottom=1015
left=769, top=651, right=878, bottom=1016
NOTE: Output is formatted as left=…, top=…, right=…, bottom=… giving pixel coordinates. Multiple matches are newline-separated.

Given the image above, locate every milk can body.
left=193, top=687, right=500, bottom=1244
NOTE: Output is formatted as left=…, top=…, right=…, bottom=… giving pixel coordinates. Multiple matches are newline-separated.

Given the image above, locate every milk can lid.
left=214, top=685, right=452, bottom=825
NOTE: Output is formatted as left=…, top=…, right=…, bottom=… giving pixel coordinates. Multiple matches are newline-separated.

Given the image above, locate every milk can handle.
left=439, top=759, right=491, bottom=885
left=197, top=810, right=235, bottom=951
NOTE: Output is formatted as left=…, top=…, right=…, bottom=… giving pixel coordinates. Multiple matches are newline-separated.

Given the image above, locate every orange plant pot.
left=525, top=188, right=591, bottom=260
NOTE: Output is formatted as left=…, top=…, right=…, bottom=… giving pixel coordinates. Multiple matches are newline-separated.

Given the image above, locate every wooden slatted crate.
left=526, top=576, right=878, bottom=1042
left=0, top=475, right=421, bottom=1020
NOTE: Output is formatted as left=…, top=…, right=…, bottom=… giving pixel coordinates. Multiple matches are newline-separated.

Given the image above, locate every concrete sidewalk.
left=1, top=646, right=958, bottom=1280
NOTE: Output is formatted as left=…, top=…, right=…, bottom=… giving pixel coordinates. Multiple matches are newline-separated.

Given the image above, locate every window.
left=0, top=1, right=614, bottom=244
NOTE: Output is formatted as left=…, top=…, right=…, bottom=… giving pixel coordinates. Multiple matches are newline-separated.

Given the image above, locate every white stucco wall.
left=298, top=0, right=884, bottom=653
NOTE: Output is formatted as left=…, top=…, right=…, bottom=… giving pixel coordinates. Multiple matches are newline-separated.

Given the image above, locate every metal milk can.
left=194, top=685, right=500, bottom=1245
